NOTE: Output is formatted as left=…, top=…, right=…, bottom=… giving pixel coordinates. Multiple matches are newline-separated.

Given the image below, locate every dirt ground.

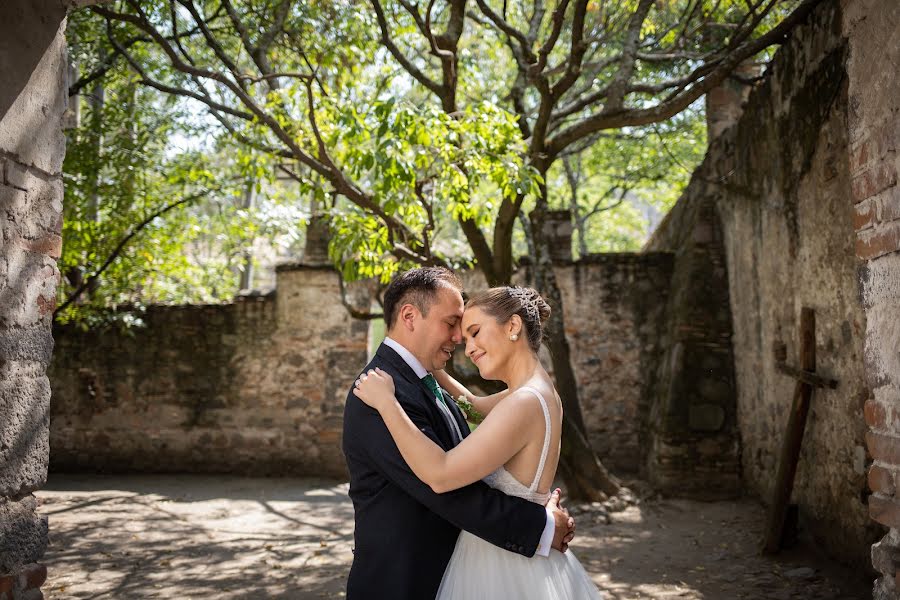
left=35, top=474, right=871, bottom=599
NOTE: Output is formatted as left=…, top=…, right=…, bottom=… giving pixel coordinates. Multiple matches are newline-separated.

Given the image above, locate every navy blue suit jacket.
left=342, top=343, right=546, bottom=599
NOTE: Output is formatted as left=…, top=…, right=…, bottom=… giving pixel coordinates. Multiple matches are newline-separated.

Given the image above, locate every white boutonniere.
left=454, top=395, right=484, bottom=425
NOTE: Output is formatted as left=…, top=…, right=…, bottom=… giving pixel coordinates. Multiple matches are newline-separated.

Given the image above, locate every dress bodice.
left=481, top=385, right=554, bottom=505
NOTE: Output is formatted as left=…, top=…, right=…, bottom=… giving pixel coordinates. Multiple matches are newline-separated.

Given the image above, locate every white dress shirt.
left=382, top=337, right=555, bottom=557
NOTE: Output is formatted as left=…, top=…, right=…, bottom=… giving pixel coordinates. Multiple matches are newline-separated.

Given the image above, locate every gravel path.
left=36, top=475, right=870, bottom=599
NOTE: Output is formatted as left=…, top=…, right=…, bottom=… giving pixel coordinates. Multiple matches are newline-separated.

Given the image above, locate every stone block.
left=858, top=251, right=900, bottom=308
left=0, top=327, right=53, bottom=366
left=0, top=247, right=59, bottom=328
left=0, top=377, right=50, bottom=497
left=0, top=496, right=48, bottom=573
left=0, top=0, right=67, bottom=175
left=0, top=185, right=27, bottom=221
left=863, top=313, right=900, bottom=391
left=17, top=563, right=46, bottom=590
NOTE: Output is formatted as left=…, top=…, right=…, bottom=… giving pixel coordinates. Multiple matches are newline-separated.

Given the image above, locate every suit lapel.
left=440, top=388, right=471, bottom=440
left=374, top=343, right=458, bottom=446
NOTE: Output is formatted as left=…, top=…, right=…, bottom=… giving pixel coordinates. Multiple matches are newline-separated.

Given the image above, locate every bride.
left=354, top=286, right=603, bottom=599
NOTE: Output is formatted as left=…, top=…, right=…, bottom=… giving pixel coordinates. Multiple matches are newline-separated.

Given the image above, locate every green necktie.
left=422, top=374, right=444, bottom=404
left=422, top=374, right=462, bottom=444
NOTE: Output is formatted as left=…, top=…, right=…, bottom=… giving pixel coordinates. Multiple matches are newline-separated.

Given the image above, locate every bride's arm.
left=354, top=368, right=538, bottom=493
left=433, top=369, right=510, bottom=417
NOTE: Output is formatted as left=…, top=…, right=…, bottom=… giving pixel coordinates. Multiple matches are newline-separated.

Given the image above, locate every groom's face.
left=417, top=284, right=465, bottom=371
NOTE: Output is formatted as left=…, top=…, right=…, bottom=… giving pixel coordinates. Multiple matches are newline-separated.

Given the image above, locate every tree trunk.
left=528, top=191, right=622, bottom=502
left=239, top=177, right=256, bottom=291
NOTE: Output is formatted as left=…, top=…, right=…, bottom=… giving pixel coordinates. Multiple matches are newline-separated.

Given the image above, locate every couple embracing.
left=342, top=267, right=603, bottom=599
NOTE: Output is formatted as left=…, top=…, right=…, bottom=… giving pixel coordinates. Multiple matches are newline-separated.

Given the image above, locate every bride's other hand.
left=354, top=368, right=396, bottom=412
left=548, top=488, right=576, bottom=553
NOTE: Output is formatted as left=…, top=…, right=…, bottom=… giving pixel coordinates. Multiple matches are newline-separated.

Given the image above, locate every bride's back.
left=497, top=377, right=562, bottom=498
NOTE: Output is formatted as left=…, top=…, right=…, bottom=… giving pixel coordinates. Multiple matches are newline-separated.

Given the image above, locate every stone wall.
left=648, top=0, right=882, bottom=571
left=50, top=266, right=369, bottom=479
left=645, top=196, right=741, bottom=500
left=0, top=0, right=70, bottom=597
left=51, top=257, right=671, bottom=478
left=551, top=255, right=673, bottom=472
left=842, top=0, right=900, bottom=595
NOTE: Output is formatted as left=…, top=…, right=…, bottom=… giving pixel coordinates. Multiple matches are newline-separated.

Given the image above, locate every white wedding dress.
left=436, top=386, right=604, bottom=599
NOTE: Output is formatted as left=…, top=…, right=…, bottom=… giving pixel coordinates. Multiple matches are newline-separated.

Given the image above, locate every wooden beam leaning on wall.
left=762, top=307, right=840, bottom=554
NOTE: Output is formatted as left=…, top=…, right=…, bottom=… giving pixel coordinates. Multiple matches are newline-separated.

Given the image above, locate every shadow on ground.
left=37, top=474, right=871, bottom=599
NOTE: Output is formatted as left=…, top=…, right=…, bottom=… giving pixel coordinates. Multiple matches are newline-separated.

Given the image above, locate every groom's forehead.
left=433, top=283, right=464, bottom=315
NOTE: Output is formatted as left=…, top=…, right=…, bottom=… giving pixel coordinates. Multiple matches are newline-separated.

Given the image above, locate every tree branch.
left=370, top=0, right=443, bottom=96
left=546, top=0, right=826, bottom=157
left=54, top=190, right=212, bottom=317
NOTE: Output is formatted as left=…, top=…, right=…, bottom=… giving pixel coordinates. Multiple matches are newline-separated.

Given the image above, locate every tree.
left=60, top=8, right=311, bottom=326
left=86, top=0, right=824, bottom=499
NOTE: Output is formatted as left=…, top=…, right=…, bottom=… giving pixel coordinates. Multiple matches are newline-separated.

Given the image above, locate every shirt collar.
left=383, top=337, right=429, bottom=379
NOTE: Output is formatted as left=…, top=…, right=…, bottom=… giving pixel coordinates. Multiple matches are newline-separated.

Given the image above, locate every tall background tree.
left=68, top=0, right=822, bottom=499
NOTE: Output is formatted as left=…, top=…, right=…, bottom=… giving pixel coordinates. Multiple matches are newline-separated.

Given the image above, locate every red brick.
left=16, top=233, right=62, bottom=259
left=856, top=222, right=900, bottom=260
left=869, top=464, right=897, bottom=495
left=870, top=493, right=900, bottom=528
left=867, top=431, right=900, bottom=464
left=852, top=163, right=898, bottom=204
left=36, top=294, right=55, bottom=316
left=866, top=399, right=889, bottom=429
left=21, top=564, right=46, bottom=590
left=855, top=198, right=879, bottom=231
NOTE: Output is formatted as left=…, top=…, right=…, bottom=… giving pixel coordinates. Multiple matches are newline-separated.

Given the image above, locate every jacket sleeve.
left=344, top=386, right=547, bottom=557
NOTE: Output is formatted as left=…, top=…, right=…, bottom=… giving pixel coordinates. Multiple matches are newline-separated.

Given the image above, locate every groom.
left=342, top=267, right=575, bottom=599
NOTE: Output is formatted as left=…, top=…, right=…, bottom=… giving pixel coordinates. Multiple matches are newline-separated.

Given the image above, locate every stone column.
left=0, top=0, right=71, bottom=597
left=302, top=214, right=331, bottom=266
left=843, top=1, right=900, bottom=596
left=536, top=210, right=574, bottom=263
left=274, top=261, right=370, bottom=477
left=705, top=62, right=758, bottom=141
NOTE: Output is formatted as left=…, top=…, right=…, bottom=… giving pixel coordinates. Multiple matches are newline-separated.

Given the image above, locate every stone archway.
left=0, top=1, right=92, bottom=597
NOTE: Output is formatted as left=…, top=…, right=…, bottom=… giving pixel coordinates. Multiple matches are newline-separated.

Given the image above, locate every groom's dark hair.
left=383, top=267, right=463, bottom=330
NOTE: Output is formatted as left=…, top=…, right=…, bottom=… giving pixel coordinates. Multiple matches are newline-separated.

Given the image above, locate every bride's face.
left=461, top=306, right=516, bottom=380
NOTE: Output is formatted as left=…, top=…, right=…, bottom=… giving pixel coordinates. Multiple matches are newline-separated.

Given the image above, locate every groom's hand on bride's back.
left=548, top=488, right=576, bottom=553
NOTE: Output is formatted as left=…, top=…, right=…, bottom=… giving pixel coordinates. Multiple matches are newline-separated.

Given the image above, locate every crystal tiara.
left=507, top=286, right=540, bottom=324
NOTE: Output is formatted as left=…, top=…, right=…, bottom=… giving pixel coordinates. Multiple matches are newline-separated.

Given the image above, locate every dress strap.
left=517, top=386, right=552, bottom=492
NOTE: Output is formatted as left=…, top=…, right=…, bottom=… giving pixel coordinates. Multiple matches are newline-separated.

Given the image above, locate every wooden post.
left=762, top=307, right=819, bottom=554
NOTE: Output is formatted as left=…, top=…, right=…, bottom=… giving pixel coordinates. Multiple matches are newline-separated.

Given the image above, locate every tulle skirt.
left=436, top=531, right=604, bottom=599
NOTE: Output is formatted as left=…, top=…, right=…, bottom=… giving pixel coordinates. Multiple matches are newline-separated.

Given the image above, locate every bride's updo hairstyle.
left=466, top=286, right=551, bottom=353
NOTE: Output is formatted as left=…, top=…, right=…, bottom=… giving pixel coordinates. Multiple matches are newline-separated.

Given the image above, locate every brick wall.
left=842, top=0, right=900, bottom=595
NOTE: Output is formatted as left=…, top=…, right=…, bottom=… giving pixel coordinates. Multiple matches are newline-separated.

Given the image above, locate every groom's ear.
left=398, top=303, right=419, bottom=331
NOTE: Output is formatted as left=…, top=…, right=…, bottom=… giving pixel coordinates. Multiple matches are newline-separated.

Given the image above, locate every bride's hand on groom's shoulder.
left=353, top=368, right=396, bottom=412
